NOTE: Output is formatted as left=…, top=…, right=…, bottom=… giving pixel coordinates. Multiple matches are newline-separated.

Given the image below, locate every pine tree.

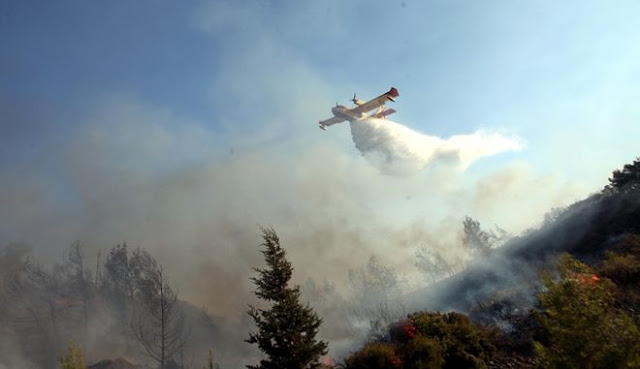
left=463, top=217, right=492, bottom=255
left=246, top=227, right=328, bottom=369
left=606, top=156, right=640, bottom=193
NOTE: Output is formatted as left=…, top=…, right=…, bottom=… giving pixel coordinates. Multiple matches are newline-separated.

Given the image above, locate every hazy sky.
left=2, top=0, right=640, bottom=308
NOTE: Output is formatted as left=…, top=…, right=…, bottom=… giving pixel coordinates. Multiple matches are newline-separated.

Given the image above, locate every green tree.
left=57, top=340, right=86, bottom=369
left=246, top=227, right=328, bottom=369
left=606, top=156, right=640, bottom=193
left=534, top=254, right=640, bottom=369
left=462, top=217, right=507, bottom=256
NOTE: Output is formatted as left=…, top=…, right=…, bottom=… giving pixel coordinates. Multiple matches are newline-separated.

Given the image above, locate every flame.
left=569, top=272, right=601, bottom=286
left=321, top=356, right=334, bottom=368
left=401, top=320, right=417, bottom=338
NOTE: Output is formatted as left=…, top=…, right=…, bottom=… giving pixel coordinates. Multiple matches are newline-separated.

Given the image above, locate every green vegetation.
left=57, top=340, right=86, bottom=369
left=606, top=156, right=640, bottom=193
left=344, top=311, right=496, bottom=369
left=600, top=235, right=640, bottom=285
left=246, top=227, right=328, bottom=369
left=534, top=254, right=640, bottom=369
left=344, top=343, right=401, bottom=369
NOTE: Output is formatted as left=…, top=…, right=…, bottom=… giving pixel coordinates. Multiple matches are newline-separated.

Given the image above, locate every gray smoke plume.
left=0, top=96, right=586, bottom=367
left=349, top=118, right=523, bottom=176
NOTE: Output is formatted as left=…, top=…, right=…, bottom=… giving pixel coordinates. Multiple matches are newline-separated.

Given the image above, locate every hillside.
left=405, top=190, right=640, bottom=315
left=353, top=158, right=640, bottom=369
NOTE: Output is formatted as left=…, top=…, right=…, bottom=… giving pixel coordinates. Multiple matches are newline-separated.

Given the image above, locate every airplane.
left=318, top=87, right=399, bottom=131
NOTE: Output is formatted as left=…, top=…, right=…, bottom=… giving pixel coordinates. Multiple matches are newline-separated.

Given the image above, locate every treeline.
left=3, top=156, right=639, bottom=369
left=0, top=242, right=219, bottom=369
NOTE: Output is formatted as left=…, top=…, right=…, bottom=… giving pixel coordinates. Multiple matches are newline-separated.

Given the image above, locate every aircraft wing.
left=353, top=87, right=399, bottom=115
left=318, top=116, right=346, bottom=130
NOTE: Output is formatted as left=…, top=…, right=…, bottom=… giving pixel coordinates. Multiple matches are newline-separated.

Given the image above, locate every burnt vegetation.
left=0, top=242, right=224, bottom=369
left=1, top=156, right=640, bottom=369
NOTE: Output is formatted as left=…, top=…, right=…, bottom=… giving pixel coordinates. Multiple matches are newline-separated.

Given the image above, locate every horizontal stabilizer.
left=372, top=108, right=396, bottom=118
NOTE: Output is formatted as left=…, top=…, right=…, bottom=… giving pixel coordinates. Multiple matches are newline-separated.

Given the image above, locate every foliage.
left=534, top=254, right=640, bottom=369
left=462, top=217, right=509, bottom=256
left=605, top=156, right=640, bottom=193
left=348, top=255, right=406, bottom=338
left=344, top=343, right=401, bottom=369
left=246, top=227, right=328, bottom=369
left=407, top=312, right=494, bottom=369
left=344, top=311, right=495, bottom=369
left=600, top=250, right=640, bottom=285
left=400, top=336, right=444, bottom=369
left=57, top=340, right=86, bottom=369
left=414, top=247, right=453, bottom=284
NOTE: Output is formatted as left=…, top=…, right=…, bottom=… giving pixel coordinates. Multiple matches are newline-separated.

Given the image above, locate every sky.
left=2, top=0, right=640, bottom=317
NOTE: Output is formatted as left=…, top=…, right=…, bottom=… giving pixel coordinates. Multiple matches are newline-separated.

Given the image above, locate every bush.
left=401, top=336, right=444, bottom=369
left=409, top=312, right=494, bottom=369
left=344, top=312, right=495, bottom=369
left=534, top=254, right=640, bottom=369
left=57, top=340, right=85, bottom=369
left=344, top=343, right=401, bottom=369
left=600, top=251, right=640, bottom=285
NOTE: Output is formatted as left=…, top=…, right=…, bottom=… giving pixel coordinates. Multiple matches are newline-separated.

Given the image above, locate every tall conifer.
left=247, top=228, right=328, bottom=369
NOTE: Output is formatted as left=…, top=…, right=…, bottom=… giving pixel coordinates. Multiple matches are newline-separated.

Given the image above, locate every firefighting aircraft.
left=318, top=87, right=399, bottom=131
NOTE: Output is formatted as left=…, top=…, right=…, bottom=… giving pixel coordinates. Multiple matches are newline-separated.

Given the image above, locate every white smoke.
left=349, top=118, right=523, bottom=176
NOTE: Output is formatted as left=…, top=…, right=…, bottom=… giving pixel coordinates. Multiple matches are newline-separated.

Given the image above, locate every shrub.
left=401, top=336, right=444, bottom=369
left=535, top=254, right=640, bottom=369
left=57, top=340, right=85, bottom=369
left=345, top=312, right=495, bottom=369
left=600, top=251, right=640, bottom=285
left=344, top=342, right=401, bottom=369
left=409, top=311, right=494, bottom=368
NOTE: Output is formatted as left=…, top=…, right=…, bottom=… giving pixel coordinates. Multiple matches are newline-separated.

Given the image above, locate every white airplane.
left=318, top=87, right=399, bottom=131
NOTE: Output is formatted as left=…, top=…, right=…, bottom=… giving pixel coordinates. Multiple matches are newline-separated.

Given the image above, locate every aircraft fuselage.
left=331, top=105, right=367, bottom=122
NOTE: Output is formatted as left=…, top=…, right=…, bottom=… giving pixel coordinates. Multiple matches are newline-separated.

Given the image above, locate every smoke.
left=349, top=118, right=523, bottom=176
left=0, top=92, right=593, bottom=366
